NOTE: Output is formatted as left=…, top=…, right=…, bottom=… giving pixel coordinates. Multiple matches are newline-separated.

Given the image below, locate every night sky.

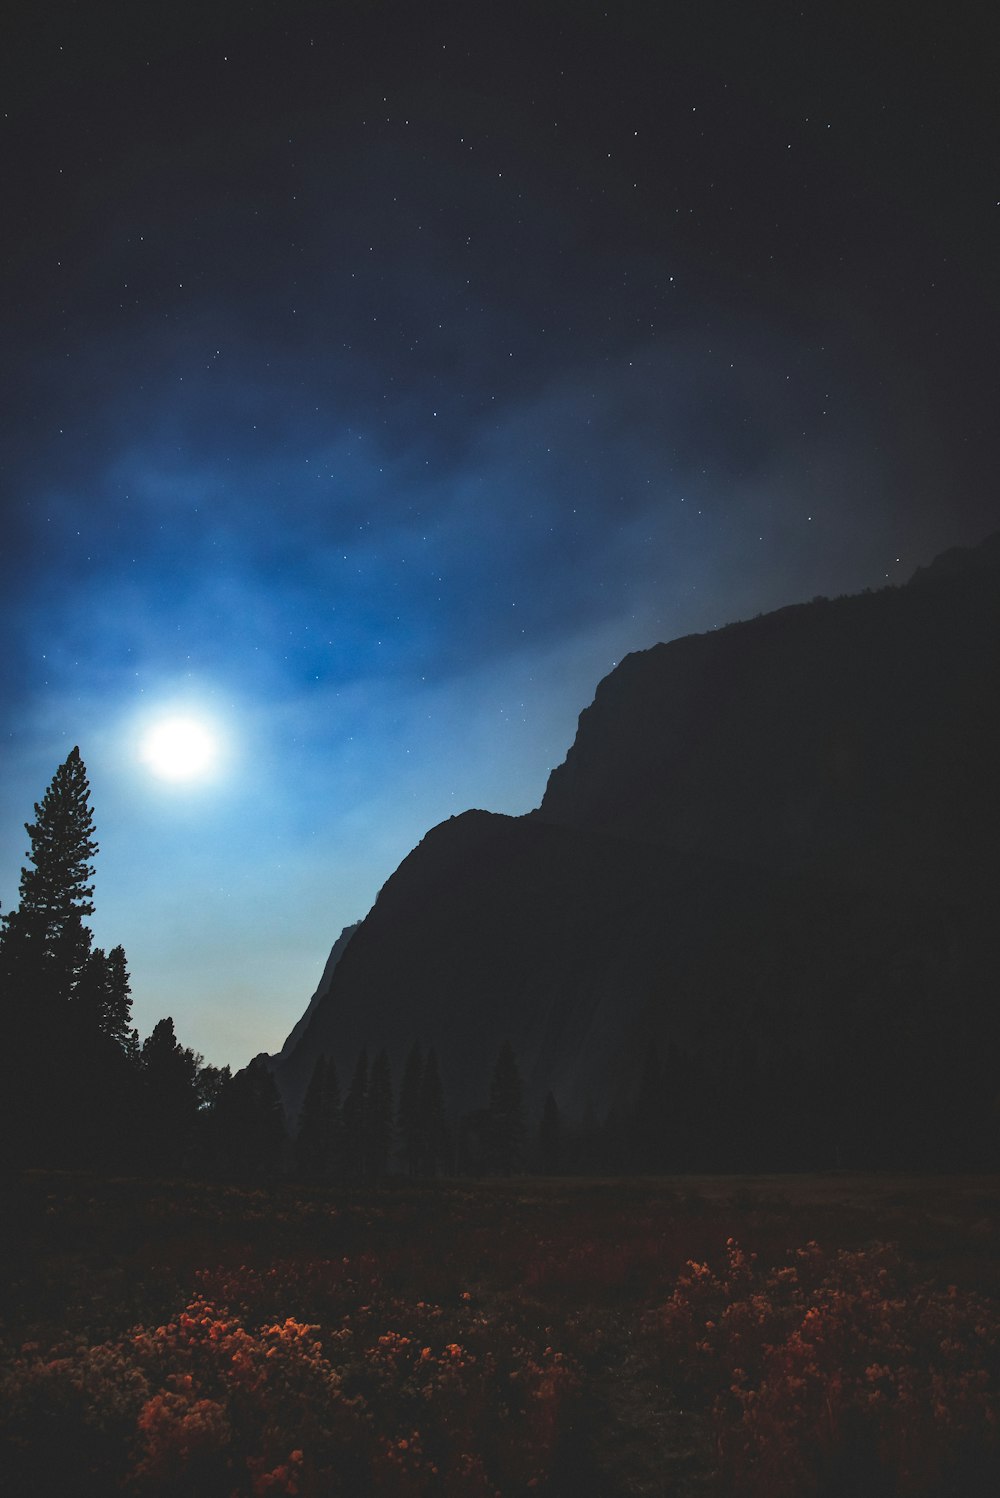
left=2, top=0, right=996, bottom=1068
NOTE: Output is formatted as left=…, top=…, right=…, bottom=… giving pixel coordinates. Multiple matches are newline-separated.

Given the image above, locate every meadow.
left=1, top=1172, right=997, bottom=1496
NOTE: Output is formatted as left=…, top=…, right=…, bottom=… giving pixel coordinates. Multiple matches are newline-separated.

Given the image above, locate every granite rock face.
left=539, top=542, right=1000, bottom=906
left=270, top=534, right=1000, bottom=1139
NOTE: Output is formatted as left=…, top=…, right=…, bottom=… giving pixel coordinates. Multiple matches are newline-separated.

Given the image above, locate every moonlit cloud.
left=1, top=4, right=993, bottom=1065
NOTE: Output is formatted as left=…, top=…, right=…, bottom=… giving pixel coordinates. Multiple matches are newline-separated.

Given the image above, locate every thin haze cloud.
left=1, top=3, right=994, bottom=1065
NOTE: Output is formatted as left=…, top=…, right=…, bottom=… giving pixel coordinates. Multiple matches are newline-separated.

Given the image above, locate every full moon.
left=141, top=717, right=217, bottom=781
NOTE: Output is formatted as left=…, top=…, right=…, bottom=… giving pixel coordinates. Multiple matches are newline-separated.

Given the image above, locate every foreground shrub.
left=647, top=1238, right=1000, bottom=1497
left=0, top=1279, right=580, bottom=1496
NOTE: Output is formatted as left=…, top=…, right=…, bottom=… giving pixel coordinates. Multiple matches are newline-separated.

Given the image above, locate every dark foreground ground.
left=1, top=1172, right=997, bottom=1496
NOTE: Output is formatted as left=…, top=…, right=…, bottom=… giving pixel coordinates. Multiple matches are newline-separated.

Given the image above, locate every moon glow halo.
left=141, top=717, right=217, bottom=781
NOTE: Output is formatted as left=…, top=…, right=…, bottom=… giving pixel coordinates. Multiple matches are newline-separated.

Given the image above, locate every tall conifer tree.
left=343, top=1048, right=369, bottom=1179
left=296, top=1054, right=344, bottom=1178
left=397, top=1041, right=424, bottom=1176
left=418, top=1047, right=449, bottom=1176
left=365, top=1049, right=394, bottom=1180
left=140, top=1017, right=201, bottom=1170
left=0, top=749, right=133, bottom=1166
left=297, top=1055, right=330, bottom=1177
left=2, top=748, right=98, bottom=1008
left=487, top=1041, right=526, bottom=1175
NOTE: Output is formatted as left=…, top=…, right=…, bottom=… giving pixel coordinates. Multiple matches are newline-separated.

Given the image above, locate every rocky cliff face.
left=538, top=548, right=1000, bottom=905
left=269, top=534, right=1000, bottom=1150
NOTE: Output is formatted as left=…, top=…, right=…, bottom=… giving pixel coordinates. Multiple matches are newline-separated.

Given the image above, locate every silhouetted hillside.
left=271, top=922, right=360, bottom=1065
left=540, top=542, right=1000, bottom=905
left=270, top=532, right=1000, bottom=1170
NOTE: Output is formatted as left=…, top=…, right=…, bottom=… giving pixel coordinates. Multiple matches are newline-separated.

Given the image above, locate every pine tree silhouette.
left=297, top=1055, right=331, bottom=1178
left=213, top=1057, right=287, bottom=1177
left=140, top=1017, right=201, bottom=1171
left=397, top=1041, right=424, bottom=1175
left=487, top=1041, right=525, bottom=1175
left=2, top=748, right=98, bottom=1016
left=0, top=749, right=133, bottom=1166
left=343, top=1049, right=369, bottom=1179
left=365, top=1048, right=394, bottom=1180
left=296, top=1054, right=344, bottom=1179
left=418, top=1048, right=449, bottom=1176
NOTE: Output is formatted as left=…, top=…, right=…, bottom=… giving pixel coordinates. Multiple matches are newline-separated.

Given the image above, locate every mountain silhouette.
left=269, top=533, right=1000, bottom=1169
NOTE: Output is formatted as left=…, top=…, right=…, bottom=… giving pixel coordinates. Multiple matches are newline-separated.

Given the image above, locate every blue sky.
left=2, top=1, right=995, bottom=1065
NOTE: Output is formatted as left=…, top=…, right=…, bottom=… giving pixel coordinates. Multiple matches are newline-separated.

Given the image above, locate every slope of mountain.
left=269, top=533, right=1000, bottom=1165
left=271, top=922, right=360, bottom=1065
left=539, top=549, right=1000, bottom=905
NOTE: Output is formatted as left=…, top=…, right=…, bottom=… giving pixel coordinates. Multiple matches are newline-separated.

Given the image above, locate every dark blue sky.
left=2, top=0, right=996, bottom=1065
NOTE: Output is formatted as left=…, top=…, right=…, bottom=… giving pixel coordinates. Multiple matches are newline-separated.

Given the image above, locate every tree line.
left=293, top=1036, right=540, bottom=1181
left=0, top=749, right=551, bottom=1179
left=6, top=749, right=991, bottom=1180
left=0, top=749, right=240, bottom=1171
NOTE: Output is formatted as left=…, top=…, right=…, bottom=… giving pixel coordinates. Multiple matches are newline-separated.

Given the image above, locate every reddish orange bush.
left=0, top=1277, right=580, bottom=1495
left=647, top=1238, right=1000, bottom=1496
left=3, top=1179, right=996, bottom=1497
